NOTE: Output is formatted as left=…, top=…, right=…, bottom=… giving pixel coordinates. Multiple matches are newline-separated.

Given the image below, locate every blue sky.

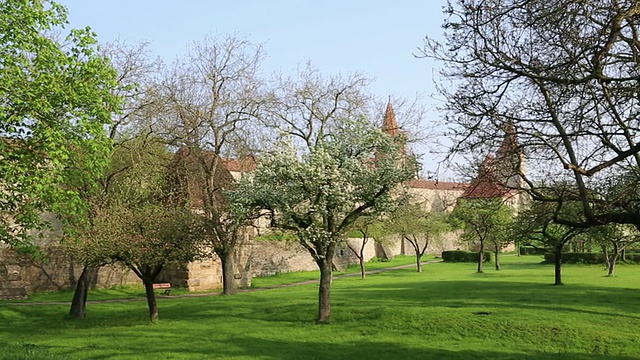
left=58, top=0, right=452, bottom=175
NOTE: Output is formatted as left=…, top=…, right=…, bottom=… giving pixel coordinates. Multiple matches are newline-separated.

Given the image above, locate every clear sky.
left=57, top=0, right=452, bottom=176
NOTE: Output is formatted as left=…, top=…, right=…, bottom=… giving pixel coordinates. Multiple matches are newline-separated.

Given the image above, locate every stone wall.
left=0, top=247, right=139, bottom=300
left=0, top=232, right=465, bottom=299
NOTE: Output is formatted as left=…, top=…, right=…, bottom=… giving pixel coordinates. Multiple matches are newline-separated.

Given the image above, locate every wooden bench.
left=153, top=283, right=172, bottom=295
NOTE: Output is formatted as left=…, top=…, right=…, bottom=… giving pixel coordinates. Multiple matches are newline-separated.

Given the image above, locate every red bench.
left=153, top=283, right=172, bottom=295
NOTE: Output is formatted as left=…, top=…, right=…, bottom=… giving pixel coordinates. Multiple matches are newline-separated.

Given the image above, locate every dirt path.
left=2, top=260, right=442, bottom=306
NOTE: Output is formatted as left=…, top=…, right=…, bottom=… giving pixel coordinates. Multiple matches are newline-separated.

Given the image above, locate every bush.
left=622, top=253, right=640, bottom=264
left=442, top=250, right=492, bottom=263
left=543, top=252, right=640, bottom=264
left=543, top=252, right=604, bottom=264
left=519, top=246, right=547, bottom=256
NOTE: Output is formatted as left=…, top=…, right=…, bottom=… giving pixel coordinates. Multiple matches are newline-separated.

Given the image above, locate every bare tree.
left=420, top=0, right=640, bottom=229
left=158, top=34, right=265, bottom=295
left=386, top=203, right=450, bottom=272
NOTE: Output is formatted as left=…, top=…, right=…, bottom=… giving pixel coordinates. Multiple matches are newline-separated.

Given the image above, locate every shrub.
left=519, top=246, right=547, bottom=256
left=442, top=250, right=492, bottom=263
left=622, top=253, right=640, bottom=264
left=543, top=252, right=640, bottom=264
left=543, top=252, right=604, bottom=264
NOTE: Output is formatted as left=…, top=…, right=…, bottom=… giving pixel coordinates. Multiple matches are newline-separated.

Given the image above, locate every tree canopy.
left=0, top=0, right=119, bottom=250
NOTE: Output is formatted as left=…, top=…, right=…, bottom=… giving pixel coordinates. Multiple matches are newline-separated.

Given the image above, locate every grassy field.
left=2, top=255, right=640, bottom=359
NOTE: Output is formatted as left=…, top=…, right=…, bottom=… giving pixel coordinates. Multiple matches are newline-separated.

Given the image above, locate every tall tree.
left=421, top=0, right=640, bottom=230
left=159, top=34, right=265, bottom=295
left=0, top=0, right=119, bottom=251
left=451, top=198, right=512, bottom=273
left=230, top=70, right=416, bottom=323
left=385, top=203, right=450, bottom=272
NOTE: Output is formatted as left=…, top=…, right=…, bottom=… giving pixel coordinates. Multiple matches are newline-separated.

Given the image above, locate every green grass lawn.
left=2, top=255, right=640, bottom=359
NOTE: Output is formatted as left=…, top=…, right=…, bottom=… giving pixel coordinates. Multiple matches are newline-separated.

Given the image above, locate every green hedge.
left=544, top=252, right=640, bottom=264
left=622, top=253, right=640, bottom=263
left=442, top=250, right=492, bottom=263
left=519, top=246, right=547, bottom=256
left=543, top=252, right=604, bottom=264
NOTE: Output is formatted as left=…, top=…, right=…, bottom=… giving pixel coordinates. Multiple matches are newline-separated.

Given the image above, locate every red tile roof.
left=461, top=155, right=511, bottom=199
left=223, top=156, right=256, bottom=172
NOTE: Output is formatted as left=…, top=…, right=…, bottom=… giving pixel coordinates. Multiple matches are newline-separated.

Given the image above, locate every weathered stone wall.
left=0, top=247, right=139, bottom=300
left=0, top=231, right=466, bottom=299
left=249, top=240, right=318, bottom=277
left=184, top=258, right=223, bottom=292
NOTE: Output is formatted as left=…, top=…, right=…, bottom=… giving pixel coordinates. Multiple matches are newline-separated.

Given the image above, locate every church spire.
left=382, top=100, right=399, bottom=137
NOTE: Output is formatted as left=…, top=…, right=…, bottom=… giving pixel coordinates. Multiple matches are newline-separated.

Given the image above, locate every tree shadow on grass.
left=51, top=336, right=640, bottom=360
left=333, top=280, right=640, bottom=319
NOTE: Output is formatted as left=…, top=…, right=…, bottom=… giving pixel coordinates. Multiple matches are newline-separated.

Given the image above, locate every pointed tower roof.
left=461, top=155, right=510, bottom=199
left=496, top=122, right=519, bottom=159
left=382, top=101, right=400, bottom=137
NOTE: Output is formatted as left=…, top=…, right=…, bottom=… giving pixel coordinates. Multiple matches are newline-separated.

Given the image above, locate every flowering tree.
left=231, top=112, right=415, bottom=323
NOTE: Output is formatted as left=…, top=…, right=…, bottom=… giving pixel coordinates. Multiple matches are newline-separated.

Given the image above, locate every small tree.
left=386, top=203, right=450, bottom=272
left=70, top=136, right=205, bottom=322
left=93, top=203, right=203, bottom=322
left=591, top=224, right=639, bottom=277
left=66, top=40, right=162, bottom=319
left=451, top=198, right=512, bottom=273
left=343, top=217, right=386, bottom=279
left=513, top=200, right=586, bottom=285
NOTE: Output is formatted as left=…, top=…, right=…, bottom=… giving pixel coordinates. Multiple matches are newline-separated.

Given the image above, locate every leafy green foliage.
left=442, top=250, right=492, bottom=263
left=512, top=200, right=586, bottom=252
left=451, top=198, right=512, bottom=246
left=68, top=136, right=206, bottom=278
left=0, top=0, right=119, bottom=251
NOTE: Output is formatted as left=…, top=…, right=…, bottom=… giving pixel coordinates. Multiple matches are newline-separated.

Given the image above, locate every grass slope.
left=1, top=255, right=640, bottom=359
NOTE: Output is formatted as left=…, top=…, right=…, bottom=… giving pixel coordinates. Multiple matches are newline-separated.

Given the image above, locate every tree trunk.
left=416, top=253, right=423, bottom=273
left=359, top=257, right=366, bottom=280
left=317, top=257, right=333, bottom=324
left=220, top=250, right=237, bottom=295
left=143, top=278, right=159, bottom=323
left=554, top=247, right=563, bottom=285
left=494, top=244, right=501, bottom=271
left=602, top=244, right=611, bottom=271
left=69, top=265, right=97, bottom=319
left=477, top=240, right=484, bottom=273
left=608, top=252, right=619, bottom=277
left=607, top=242, right=620, bottom=277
